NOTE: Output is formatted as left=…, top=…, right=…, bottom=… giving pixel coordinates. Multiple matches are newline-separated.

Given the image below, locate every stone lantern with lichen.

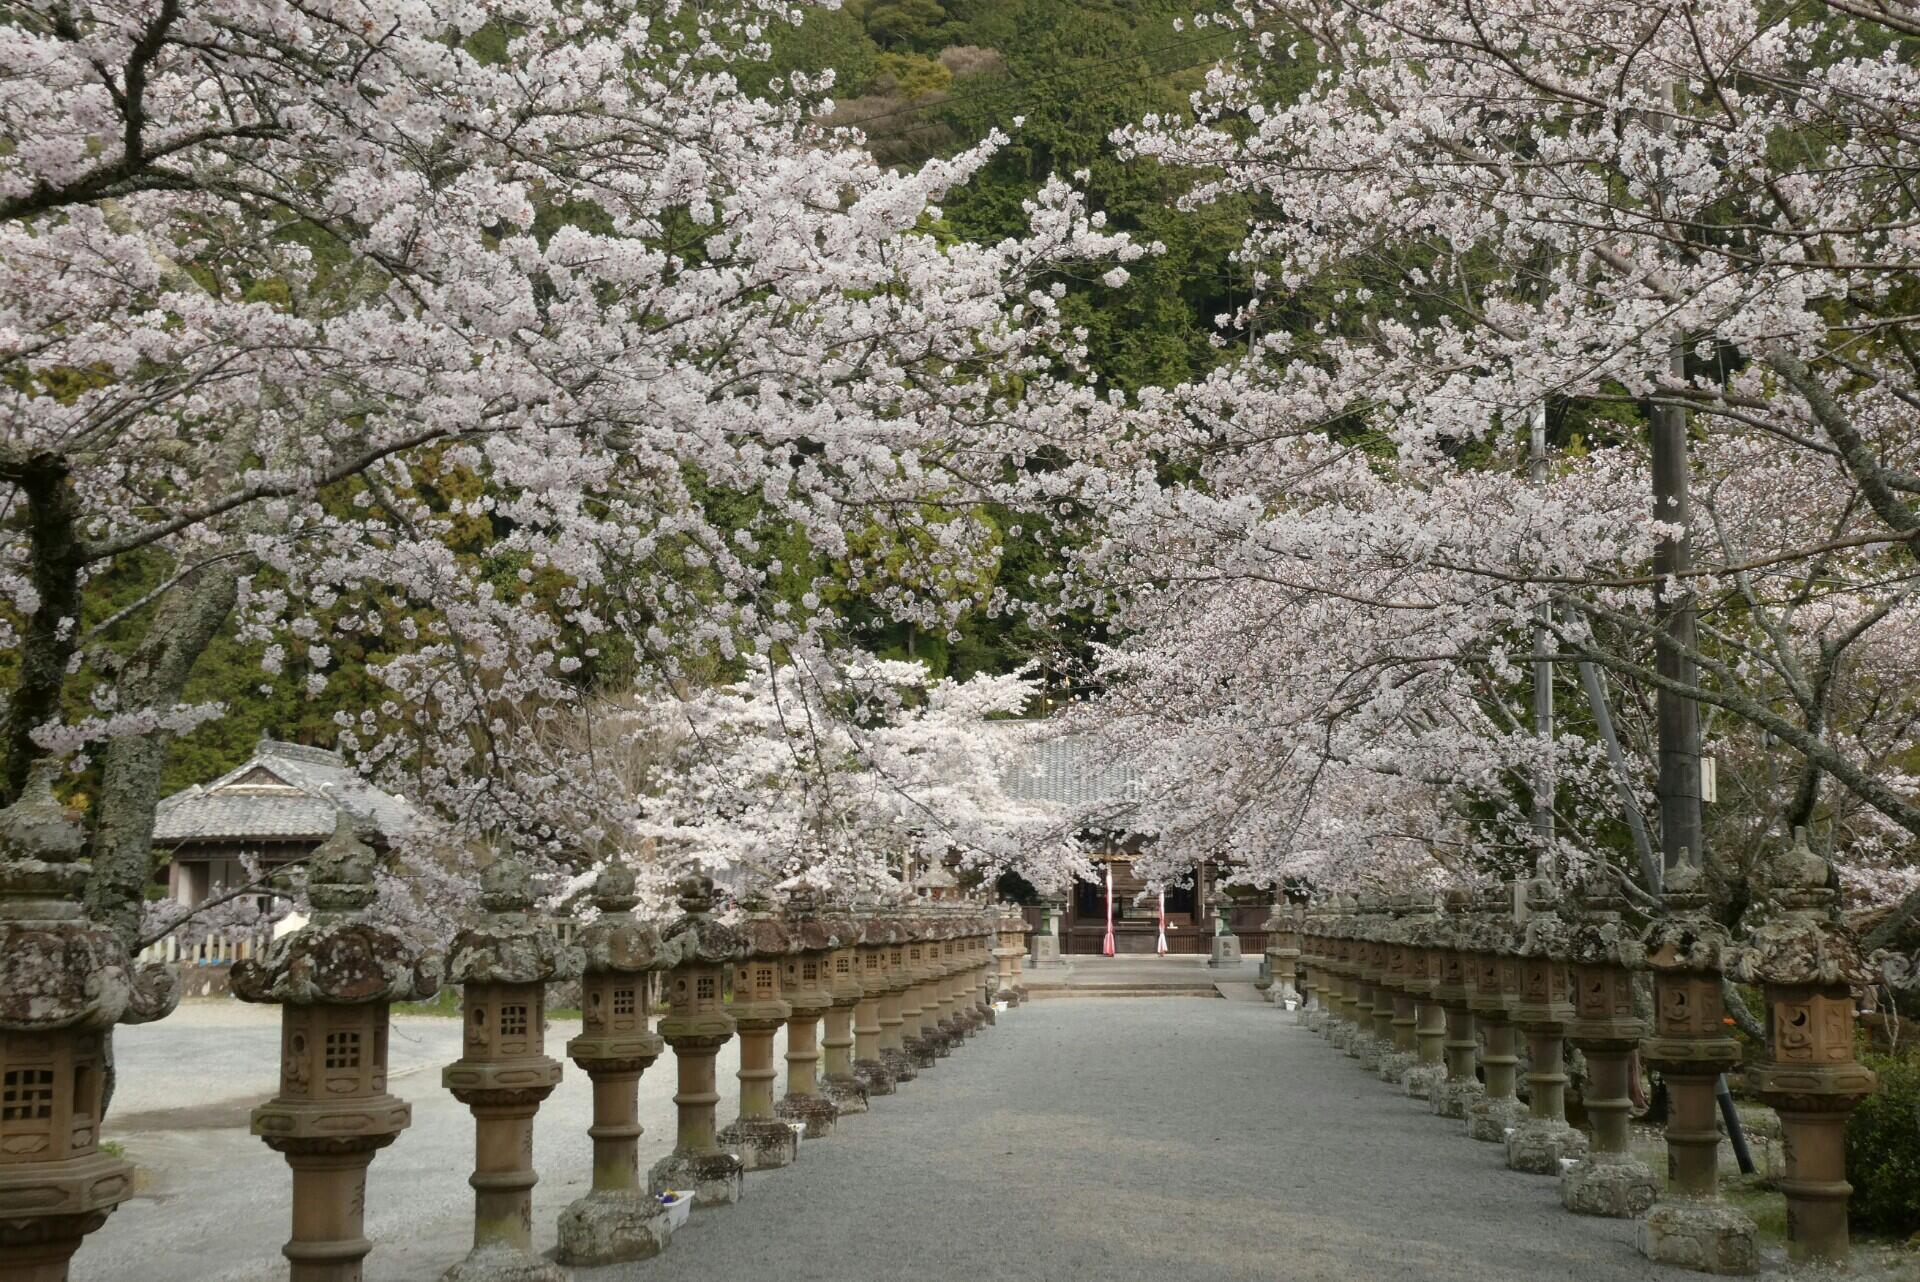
left=1635, top=860, right=1757, bottom=1276
left=994, top=905, right=1023, bottom=1008
left=774, top=886, right=841, bottom=1139
left=1729, top=829, right=1876, bottom=1266
left=855, top=909, right=903, bottom=1094
left=817, top=898, right=870, bottom=1115
left=1427, top=889, right=1482, bottom=1120
left=440, top=852, right=582, bottom=1282
left=0, top=763, right=178, bottom=1282
left=231, top=814, right=440, bottom=1282
left=648, top=871, right=745, bottom=1205
left=1378, top=894, right=1420, bottom=1085
left=1559, top=877, right=1657, bottom=1219
left=1505, top=878, right=1590, bottom=1174
left=1346, top=895, right=1376, bottom=1053
left=1464, top=885, right=1526, bottom=1144
left=1400, top=894, right=1448, bottom=1102
left=1298, top=902, right=1326, bottom=1031
left=1324, top=897, right=1358, bottom=1048
left=718, top=894, right=798, bottom=1170
left=877, top=911, right=920, bottom=1086
left=554, top=863, right=670, bottom=1267
left=898, top=913, right=938, bottom=1069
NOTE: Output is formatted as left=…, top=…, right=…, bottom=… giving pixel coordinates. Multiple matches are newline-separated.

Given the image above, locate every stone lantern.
left=554, top=864, right=670, bottom=1266
left=899, top=915, right=939, bottom=1069
left=877, top=914, right=920, bottom=1085
left=440, top=852, right=581, bottom=1282
left=1297, top=905, right=1323, bottom=1029
left=967, top=910, right=995, bottom=1031
left=1401, top=896, right=1448, bottom=1101
left=853, top=910, right=902, bottom=1095
left=719, top=894, right=798, bottom=1170
left=1729, top=830, right=1876, bottom=1266
left=1366, top=902, right=1397, bottom=1069
left=229, top=816, right=437, bottom=1282
left=0, top=764, right=178, bottom=1282
left=1464, top=887, right=1526, bottom=1143
left=994, top=905, right=1024, bottom=1007
left=1560, top=879, right=1656, bottom=1218
left=920, top=911, right=956, bottom=1055
left=1346, top=898, right=1383, bottom=1066
left=1635, top=861, right=1757, bottom=1275
left=1029, top=895, right=1064, bottom=968
left=774, top=887, right=841, bottom=1140
left=1427, top=891, right=1482, bottom=1120
left=817, top=899, right=870, bottom=1116
left=1267, top=898, right=1301, bottom=1010
left=1505, top=878, right=1590, bottom=1174
left=648, top=871, right=746, bottom=1205
left=1378, top=895, right=1421, bottom=1085
left=1325, top=900, right=1359, bottom=1049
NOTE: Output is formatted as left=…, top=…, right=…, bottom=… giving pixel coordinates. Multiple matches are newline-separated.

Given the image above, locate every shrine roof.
left=154, top=739, right=420, bottom=847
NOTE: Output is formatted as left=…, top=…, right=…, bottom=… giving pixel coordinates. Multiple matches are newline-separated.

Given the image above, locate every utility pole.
left=1530, top=403, right=1555, bottom=862
left=1651, top=80, right=1703, bottom=877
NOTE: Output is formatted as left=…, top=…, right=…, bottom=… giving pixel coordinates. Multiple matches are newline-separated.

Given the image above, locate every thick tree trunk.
left=1, top=452, right=85, bottom=805
left=87, top=554, right=249, bottom=950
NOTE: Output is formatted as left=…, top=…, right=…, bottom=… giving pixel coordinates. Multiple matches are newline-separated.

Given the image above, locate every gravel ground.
left=81, top=995, right=1700, bottom=1282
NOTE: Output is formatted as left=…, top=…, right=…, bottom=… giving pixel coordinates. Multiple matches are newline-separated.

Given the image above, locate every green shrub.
left=1846, top=1052, right=1920, bottom=1236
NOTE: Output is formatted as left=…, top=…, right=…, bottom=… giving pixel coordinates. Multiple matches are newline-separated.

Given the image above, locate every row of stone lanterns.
left=1293, top=837, right=1878, bottom=1274
left=0, top=758, right=1039, bottom=1282
left=239, top=853, right=1028, bottom=1280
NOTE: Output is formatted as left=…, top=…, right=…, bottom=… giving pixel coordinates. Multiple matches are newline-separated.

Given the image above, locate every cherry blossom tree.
left=1043, top=0, right=1920, bottom=920
left=1, top=0, right=1139, bottom=943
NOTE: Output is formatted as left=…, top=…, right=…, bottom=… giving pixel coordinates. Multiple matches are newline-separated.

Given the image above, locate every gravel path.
left=602, top=998, right=1694, bottom=1282
left=82, top=996, right=1696, bottom=1282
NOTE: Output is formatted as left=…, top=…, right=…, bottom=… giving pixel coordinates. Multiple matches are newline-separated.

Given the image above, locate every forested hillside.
left=2, top=0, right=1254, bottom=804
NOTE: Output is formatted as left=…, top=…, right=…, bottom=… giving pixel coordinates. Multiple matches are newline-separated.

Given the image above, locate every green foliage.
left=742, top=7, right=880, bottom=99
left=860, top=0, right=953, bottom=50
left=1846, top=1051, right=1920, bottom=1236
left=873, top=51, right=952, bottom=99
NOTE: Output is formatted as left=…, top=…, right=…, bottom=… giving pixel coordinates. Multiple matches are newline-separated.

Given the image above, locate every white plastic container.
left=659, top=1190, right=695, bottom=1231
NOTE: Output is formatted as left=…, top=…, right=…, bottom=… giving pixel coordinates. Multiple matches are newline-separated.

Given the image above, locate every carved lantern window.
left=0, top=1030, right=106, bottom=1165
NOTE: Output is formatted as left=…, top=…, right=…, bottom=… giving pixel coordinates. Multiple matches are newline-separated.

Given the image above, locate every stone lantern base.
left=718, top=1116, right=799, bottom=1171
left=556, top=1192, right=672, bottom=1267
left=1402, top=1062, right=1446, bottom=1100
left=776, top=1092, right=841, bottom=1139
left=1505, top=1118, right=1589, bottom=1173
left=1429, top=1078, right=1483, bottom=1119
left=1465, top=1095, right=1527, bottom=1143
left=823, top=1072, right=871, bottom=1114
left=1561, top=1154, right=1658, bottom=1218
left=441, top=1241, right=568, bottom=1282
left=1376, top=1048, right=1416, bottom=1084
left=648, top=1149, right=744, bottom=1207
left=1636, top=1201, right=1758, bottom=1275
left=854, top=1057, right=897, bottom=1096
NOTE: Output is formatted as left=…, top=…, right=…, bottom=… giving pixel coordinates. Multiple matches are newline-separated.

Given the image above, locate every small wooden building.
left=153, top=739, right=419, bottom=909
left=999, top=730, right=1269, bottom=955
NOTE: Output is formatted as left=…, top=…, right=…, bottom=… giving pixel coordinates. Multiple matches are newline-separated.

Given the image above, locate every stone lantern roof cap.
left=1518, top=878, right=1577, bottom=960
left=233, top=816, right=441, bottom=1005
left=781, top=885, right=838, bottom=953
left=659, top=868, right=742, bottom=966
left=0, top=761, right=180, bottom=1031
left=446, top=851, right=583, bottom=985
left=575, top=863, right=663, bottom=976
left=1642, top=861, right=1734, bottom=972
left=1728, top=829, right=1865, bottom=988
left=735, top=894, right=796, bottom=959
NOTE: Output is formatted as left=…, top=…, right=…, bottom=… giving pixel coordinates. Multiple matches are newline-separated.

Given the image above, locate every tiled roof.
left=154, top=739, right=420, bottom=846
left=994, top=725, right=1141, bottom=814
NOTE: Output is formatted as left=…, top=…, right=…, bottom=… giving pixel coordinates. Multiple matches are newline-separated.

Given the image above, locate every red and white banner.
left=1102, top=864, right=1116, bottom=956
left=1156, top=889, right=1169, bottom=955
